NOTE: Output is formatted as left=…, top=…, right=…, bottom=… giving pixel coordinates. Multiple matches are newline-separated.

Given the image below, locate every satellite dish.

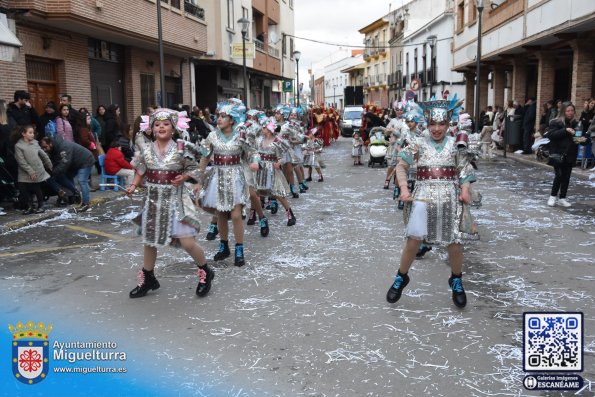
left=466, top=44, right=477, bottom=61
left=269, top=31, right=278, bottom=44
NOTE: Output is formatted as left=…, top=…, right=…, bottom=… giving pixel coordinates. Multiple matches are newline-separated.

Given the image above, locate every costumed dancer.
left=243, top=109, right=270, bottom=237
left=199, top=99, right=259, bottom=267
left=255, top=119, right=297, bottom=226
left=386, top=97, right=479, bottom=308
left=352, top=130, right=364, bottom=165
left=303, top=128, right=325, bottom=181
left=288, top=107, right=309, bottom=193
left=126, top=108, right=213, bottom=298
left=274, top=105, right=299, bottom=198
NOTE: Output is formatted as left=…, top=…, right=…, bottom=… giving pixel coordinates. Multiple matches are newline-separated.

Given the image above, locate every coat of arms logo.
left=9, top=321, right=52, bottom=384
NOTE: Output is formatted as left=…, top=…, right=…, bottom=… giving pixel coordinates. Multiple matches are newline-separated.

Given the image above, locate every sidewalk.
left=493, top=149, right=594, bottom=180
left=0, top=174, right=122, bottom=232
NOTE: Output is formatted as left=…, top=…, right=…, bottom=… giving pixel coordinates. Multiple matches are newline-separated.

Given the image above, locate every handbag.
left=547, top=153, right=564, bottom=166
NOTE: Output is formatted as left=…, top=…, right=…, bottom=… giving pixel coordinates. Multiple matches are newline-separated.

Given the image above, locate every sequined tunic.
left=399, top=135, right=478, bottom=245
left=199, top=129, right=258, bottom=211
left=303, top=138, right=323, bottom=168
left=134, top=141, right=201, bottom=247
left=255, top=136, right=290, bottom=197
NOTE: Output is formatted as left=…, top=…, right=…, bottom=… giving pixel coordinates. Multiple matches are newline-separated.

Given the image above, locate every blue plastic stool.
left=98, top=154, right=123, bottom=191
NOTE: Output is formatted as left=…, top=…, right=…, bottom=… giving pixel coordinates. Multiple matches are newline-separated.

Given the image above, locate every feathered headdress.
left=419, top=94, right=464, bottom=123
left=403, top=100, right=424, bottom=123
left=140, top=108, right=190, bottom=133
left=217, top=98, right=246, bottom=125
left=275, top=104, right=290, bottom=119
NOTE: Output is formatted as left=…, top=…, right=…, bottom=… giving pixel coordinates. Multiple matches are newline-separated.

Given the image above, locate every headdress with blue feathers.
left=216, top=98, right=246, bottom=125
left=403, top=101, right=424, bottom=123
left=274, top=104, right=290, bottom=119
left=419, top=94, right=464, bottom=123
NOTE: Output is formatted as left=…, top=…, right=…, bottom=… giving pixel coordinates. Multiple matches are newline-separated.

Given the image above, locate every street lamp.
left=474, top=0, right=485, bottom=133
left=333, top=84, right=337, bottom=108
left=426, top=35, right=437, bottom=98
left=293, top=50, right=301, bottom=106
left=156, top=0, right=166, bottom=106
left=238, top=17, right=250, bottom=104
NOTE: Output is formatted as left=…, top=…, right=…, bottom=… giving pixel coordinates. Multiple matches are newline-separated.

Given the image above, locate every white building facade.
left=323, top=53, right=363, bottom=110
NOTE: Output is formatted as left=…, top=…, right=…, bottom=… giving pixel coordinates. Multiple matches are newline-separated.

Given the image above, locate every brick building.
left=0, top=0, right=207, bottom=123
left=452, top=0, right=595, bottom=126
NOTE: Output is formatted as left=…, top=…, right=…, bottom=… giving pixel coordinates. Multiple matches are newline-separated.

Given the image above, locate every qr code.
left=523, top=312, right=583, bottom=372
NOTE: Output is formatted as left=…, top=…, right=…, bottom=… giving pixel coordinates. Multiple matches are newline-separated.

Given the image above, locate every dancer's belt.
left=417, top=166, right=457, bottom=181
left=213, top=154, right=241, bottom=165
left=260, top=154, right=278, bottom=162
left=146, top=170, right=182, bottom=184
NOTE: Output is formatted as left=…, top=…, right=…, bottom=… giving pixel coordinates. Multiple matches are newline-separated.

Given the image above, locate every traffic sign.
left=410, top=79, right=421, bottom=91
left=405, top=90, right=416, bottom=101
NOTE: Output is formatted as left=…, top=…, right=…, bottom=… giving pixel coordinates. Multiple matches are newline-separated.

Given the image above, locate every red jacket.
left=104, top=147, right=133, bottom=175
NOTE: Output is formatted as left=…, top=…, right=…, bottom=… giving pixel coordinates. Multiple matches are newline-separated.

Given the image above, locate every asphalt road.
left=1, top=139, right=593, bottom=397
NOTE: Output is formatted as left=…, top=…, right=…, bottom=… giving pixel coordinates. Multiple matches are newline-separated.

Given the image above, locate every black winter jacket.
left=48, top=138, right=95, bottom=177
left=547, top=118, right=581, bottom=165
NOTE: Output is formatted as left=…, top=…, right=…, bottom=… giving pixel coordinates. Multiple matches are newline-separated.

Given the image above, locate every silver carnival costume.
left=399, top=99, right=479, bottom=246
left=255, top=135, right=291, bottom=197
left=199, top=101, right=259, bottom=211
left=133, top=110, right=202, bottom=247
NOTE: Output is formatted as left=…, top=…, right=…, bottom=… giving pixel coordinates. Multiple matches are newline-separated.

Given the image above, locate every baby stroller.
left=368, top=127, right=388, bottom=168
left=0, top=156, right=19, bottom=208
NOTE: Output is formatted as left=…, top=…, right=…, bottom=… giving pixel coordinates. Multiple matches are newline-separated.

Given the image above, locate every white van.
left=341, top=106, right=364, bottom=137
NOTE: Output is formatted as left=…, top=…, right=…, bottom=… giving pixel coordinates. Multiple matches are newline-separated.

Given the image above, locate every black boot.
left=213, top=240, right=230, bottom=261
left=286, top=208, right=296, bottom=226
left=448, top=274, right=467, bottom=308
left=259, top=217, right=269, bottom=237
left=386, top=271, right=409, bottom=303
left=415, top=244, right=432, bottom=258
left=306, top=176, right=312, bottom=182
left=299, top=183, right=306, bottom=193
left=196, top=264, right=215, bottom=297
left=291, top=185, right=299, bottom=198
left=270, top=199, right=278, bottom=214
left=317, top=175, right=324, bottom=182
left=129, top=268, right=160, bottom=298
left=205, top=223, right=219, bottom=240
left=234, top=244, right=245, bottom=267
left=246, top=209, right=256, bottom=225
left=300, top=181, right=309, bottom=190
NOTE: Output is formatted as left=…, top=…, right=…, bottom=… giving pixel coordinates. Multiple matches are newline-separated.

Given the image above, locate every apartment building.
left=359, top=17, right=390, bottom=108
left=193, top=0, right=295, bottom=110
left=452, top=0, right=595, bottom=120
left=0, top=0, right=207, bottom=122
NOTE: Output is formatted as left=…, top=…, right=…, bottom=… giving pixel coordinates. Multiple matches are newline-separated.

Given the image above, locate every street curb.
left=494, top=152, right=592, bottom=180
left=0, top=194, right=117, bottom=232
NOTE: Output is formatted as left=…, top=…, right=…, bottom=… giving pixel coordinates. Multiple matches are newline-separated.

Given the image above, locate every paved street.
left=1, top=139, right=594, bottom=396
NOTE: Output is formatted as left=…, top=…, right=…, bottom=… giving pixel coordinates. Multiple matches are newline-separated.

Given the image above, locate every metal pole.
left=157, top=0, right=166, bottom=107
left=296, top=59, right=300, bottom=107
left=242, top=32, right=248, bottom=104
left=474, top=7, right=483, bottom=133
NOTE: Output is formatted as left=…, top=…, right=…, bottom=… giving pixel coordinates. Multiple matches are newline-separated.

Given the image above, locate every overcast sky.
left=294, top=0, right=406, bottom=83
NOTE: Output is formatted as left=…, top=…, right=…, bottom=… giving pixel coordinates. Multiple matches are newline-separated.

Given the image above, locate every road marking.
left=0, top=239, right=134, bottom=258
left=65, top=225, right=125, bottom=240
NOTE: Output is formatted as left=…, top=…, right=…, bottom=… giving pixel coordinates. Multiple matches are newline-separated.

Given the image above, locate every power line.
left=285, top=33, right=453, bottom=49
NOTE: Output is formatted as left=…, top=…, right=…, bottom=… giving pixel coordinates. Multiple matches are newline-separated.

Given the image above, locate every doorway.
left=26, top=58, right=58, bottom=115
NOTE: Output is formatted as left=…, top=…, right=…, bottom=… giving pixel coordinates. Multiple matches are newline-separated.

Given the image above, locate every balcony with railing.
left=267, top=44, right=280, bottom=59
left=184, top=1, right=205, bottom=20
left=254, top=39, right=265, bottom=52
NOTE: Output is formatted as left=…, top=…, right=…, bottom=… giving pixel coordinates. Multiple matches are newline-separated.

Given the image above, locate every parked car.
left=341, top=106, right=364, bottom=137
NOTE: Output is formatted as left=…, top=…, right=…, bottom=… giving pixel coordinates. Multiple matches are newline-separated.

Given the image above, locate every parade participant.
left=352, top=130, right=364, bottom=166
left=255, top=119, right=297, bottom=226
left=303, top=128, right=325, bottom=181
left=125, top=108, right=212, bottom=298
left=274, top=105, right=299, bottom=198
left=199, top=99, right=259, bottom=266
left=386, top=97, right=479, bottom=308
left=243, top=110, right=270, bottom=237
left=383, top=130, right=401, bottom=189
left=288, top=107, right=308, bottom=193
